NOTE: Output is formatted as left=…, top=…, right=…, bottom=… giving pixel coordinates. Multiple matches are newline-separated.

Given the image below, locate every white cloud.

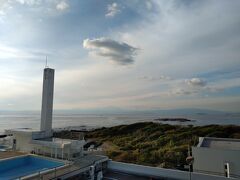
left=0, top=44, right=38, bottom=59
left=105, top=2, right=121, bottom=18
left=83, top=37, right=138, bottom=65
left=15, top=0, right=41, bottom=6
left=169, top=77, right=240, bottom=97
left=170, top=88, right=198, bottom=96
left=0, top=76, right=40, bottom=99
left=139, top=75, right=172, bottom=81
left=185, top=78, right=206, bottom=87
left=0, top=0, right=12, bottom=17
left=0, top=0, right=69, bottom=18
left=56, top=1, right=69, bottom=11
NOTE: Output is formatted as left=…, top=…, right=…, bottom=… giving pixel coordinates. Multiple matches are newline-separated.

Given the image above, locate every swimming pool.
left=0, top=155, right=64, bottom=179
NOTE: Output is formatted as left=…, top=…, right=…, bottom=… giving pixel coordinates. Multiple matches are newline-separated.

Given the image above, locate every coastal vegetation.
left=84, top=122, right=240, bottom=169
left=55, top=122, right=240, bottom=169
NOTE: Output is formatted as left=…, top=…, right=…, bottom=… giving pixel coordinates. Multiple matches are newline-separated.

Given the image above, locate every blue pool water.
left=0, top=155, right=64, bottom=179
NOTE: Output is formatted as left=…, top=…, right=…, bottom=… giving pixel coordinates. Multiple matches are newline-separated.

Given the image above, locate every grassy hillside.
left=84, top=122, right=240, bottom=169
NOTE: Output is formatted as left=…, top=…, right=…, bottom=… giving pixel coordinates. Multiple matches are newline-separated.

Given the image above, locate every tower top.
left=45, top=56, right=48, bottom=68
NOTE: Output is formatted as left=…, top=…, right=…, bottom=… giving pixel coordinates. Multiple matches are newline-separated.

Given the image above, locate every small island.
left=154, top=118, right=194, bottom=122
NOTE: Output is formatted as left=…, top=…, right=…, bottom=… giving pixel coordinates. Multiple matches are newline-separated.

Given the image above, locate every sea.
left=0, top=111, right=240, bottom=134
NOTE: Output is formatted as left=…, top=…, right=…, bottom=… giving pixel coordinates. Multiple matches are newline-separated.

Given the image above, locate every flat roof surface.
left=103, top=170, right=163, bottom=180
left=37, top=137, right=72, bottom=144
left=6, top=128, right=39, bottom=133
left=74, top=155, right=108, bottom=169
left=200, top=137, right=240, bottom=150
left=0, top=151, right=27, bottom=160
left=42, top=155, right=108, bottom=179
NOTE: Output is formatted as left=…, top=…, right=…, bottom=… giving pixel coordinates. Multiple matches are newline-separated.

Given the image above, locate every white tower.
left=40, top=68, right=55, bottom=133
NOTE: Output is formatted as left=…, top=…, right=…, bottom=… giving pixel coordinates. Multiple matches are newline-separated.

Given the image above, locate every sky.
left=0, top=0, right=240, bottom=112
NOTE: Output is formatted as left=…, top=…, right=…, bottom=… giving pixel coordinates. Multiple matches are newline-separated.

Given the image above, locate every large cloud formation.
left=83, top=37, right=138, bottom=65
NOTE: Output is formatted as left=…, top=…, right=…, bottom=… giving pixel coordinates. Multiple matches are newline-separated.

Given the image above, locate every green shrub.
left=85, top=122, right=240, bottom=168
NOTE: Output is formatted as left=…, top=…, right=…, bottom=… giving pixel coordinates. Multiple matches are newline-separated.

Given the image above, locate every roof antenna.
left=45, top=56, right=48, bottom=68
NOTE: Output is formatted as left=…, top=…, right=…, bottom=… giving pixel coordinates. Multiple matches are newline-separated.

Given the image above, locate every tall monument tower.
left=40, top=68, right=55, bottom=133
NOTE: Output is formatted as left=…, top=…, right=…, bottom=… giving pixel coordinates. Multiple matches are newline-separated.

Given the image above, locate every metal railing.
left=50, top=156, right=108, bottom=180
left=13, top=161, right=73, bottom=180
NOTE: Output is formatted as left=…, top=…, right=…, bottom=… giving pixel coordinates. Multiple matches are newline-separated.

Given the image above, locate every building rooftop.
left=198, top=137, right=240, bottom=150
left=74, top=155, right=108, bottom=169
left=5, top=128, right=39, bottom=133
left=31, top=138, right=73, bottom=148
left=36, top=137, right=72, bottom=144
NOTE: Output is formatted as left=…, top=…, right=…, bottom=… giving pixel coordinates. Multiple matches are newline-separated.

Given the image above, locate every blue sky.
left=0, top=0, right=240, bottom=112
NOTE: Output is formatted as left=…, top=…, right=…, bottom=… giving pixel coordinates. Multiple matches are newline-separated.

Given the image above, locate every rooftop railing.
left=14, top=162, right=73, bottom=180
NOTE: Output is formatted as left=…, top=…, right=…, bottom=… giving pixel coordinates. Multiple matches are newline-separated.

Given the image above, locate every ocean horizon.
left=1, top=110, right=240, bottom=133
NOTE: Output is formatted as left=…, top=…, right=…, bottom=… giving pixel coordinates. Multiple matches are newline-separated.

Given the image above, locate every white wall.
left=108, top=161, right=238, bottom=180
left=12, top=132, right=84, bottom=159
left=14, top=133, right=34, bottom=152
left=192, top=147, right=240, bottom=178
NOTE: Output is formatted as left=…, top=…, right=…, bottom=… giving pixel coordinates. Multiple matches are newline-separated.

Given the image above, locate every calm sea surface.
left=0, top=111, right=240, bottom=133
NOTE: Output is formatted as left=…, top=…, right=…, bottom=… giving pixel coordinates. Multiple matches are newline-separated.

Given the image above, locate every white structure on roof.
left=192, top=137, right=240, bottom=179
left=107, top=160, right=237, bottom=180
left=5, top=67, right=85, bottom=160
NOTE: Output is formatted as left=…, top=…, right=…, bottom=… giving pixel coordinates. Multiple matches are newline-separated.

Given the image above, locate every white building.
left=192, top=137, right=240, bottom=179
left=5, top=67, right=85, bottom=160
